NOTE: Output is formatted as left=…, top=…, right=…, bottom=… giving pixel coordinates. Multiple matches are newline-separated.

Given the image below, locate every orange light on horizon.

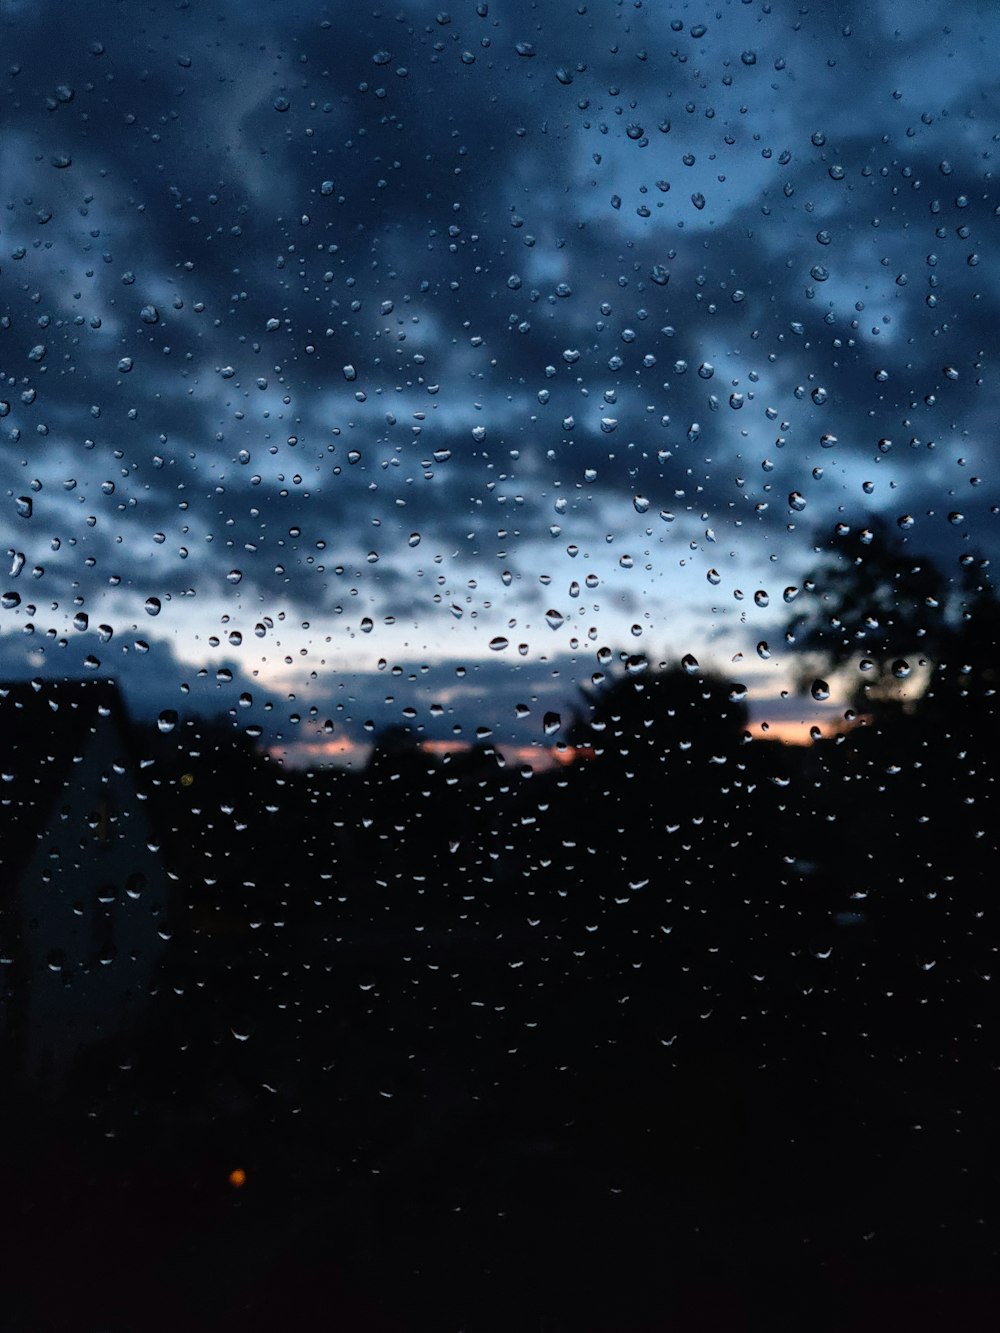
left=275, top=724, right=863, bottom=769
left=273, top=734, right=580, bottom=772
left=555, top=744, right=593, bottom=765
left=228, top=1167, right=247, bottom=1188
left=269, top=736, right=371, bottom=765
left=748, top=717, right=858, bottom=745
left=419, top=738, right=471, bottom=757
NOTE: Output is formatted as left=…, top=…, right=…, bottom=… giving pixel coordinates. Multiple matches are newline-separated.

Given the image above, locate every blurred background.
left=2, top=1, right=999, bottom=1328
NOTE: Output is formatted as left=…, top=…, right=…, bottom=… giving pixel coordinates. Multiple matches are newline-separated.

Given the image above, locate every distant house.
left=0, top=679, right=168, bottom=1094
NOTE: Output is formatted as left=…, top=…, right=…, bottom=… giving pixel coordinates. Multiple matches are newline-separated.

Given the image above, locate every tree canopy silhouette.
left=570, top=654, right=750, bottom=777
left=786, top=517, right=1000, bottom=723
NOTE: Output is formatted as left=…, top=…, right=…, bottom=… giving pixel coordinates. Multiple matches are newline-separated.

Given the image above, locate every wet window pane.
left=2, top=2, right=999, bottom=1327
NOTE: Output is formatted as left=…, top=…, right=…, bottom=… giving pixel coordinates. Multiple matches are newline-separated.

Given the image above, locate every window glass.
left=2, top=2, right=998, bottom=1327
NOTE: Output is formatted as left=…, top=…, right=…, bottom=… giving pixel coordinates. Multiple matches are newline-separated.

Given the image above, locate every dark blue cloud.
left=3, top=0, right=999, bottom=743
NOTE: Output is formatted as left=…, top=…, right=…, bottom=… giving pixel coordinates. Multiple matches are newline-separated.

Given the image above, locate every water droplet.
left=681, top=653, right=700, bottom=675
left=788, top=492, right=807, bottom=512
left=891, top=659, right=910, bottom=679
left=343, top=364, right=357, bottom=381
left=144, top=597, right=161, bottom=616
left=489, top=636, right=509, bottom=651
left=227, top=569, right=243, bottom=584
left=706, top=568, right=721, bottom=585
left=543, top=711, right=561, bottom=736
left=157, top=710, right=178, bottom=734
left=811, top=679, right=830, bottom=701
left=15, top=497, right=32, bottom=519
left=140, top=304, right=159, bottom=324
left=544, top=609, right=565, bottom=630
left=756, top=641, right=770, bottom=659
left=633, top=494, right=650, bottom=514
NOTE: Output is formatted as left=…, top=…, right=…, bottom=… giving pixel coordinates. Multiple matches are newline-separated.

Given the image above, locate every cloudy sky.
left=2, top=0, right=998, bottom=763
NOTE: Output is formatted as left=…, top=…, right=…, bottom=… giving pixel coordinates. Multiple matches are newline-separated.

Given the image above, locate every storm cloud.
left=2, top=0, right=998, bottom=753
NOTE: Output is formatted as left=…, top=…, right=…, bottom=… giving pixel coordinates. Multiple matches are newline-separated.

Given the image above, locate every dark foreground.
left=3, top=680, right=999, bottom=1329
left=3, top=924, right=998, bottom=1333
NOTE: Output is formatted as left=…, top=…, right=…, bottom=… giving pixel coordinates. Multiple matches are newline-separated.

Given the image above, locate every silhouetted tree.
left=923, top=553, right=1000, bottom=728
left=569, top=653, right=749, bottom=777
left=785, top=518, right=956, bottom=716
left=786, top=520, right=1000, bottom=737
left=576, top=650, right=746, bottom=757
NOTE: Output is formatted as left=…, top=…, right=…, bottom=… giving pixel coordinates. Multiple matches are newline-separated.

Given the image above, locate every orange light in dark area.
left=228, top=1168, right=247, bottom=1188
